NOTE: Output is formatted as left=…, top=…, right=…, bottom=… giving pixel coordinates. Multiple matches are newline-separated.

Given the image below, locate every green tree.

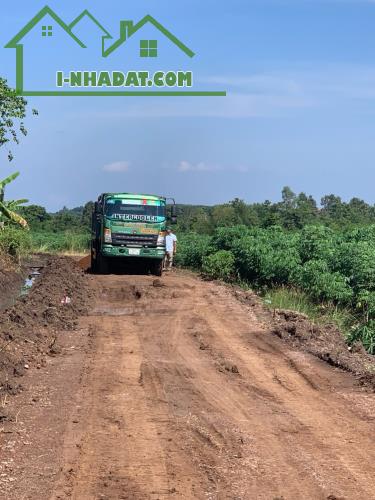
left=0, top=77, right=37, bottom=161
left=190, top=207, right=213, bottom=233
left=81, top=201, right=94, bottom=229
left=279, top=187, right=300, bottom=229
left=211, top=204, right=238, bottom=227
left=281, top=186, right=296, bottom=209
left=0, top=78, right=37, bottom=228
left=51, top=207, right=81, bottom=232
left=255, top=200, right=281, bottom=228
left=19, top=204, right=50, bottom=227
left=347, top=197, right=373, bottom=225
left=295, top=193, right=318, bottom=226
left=320, top=194, right=347, bottom=224
left=230, top=198, right=259, bottom=226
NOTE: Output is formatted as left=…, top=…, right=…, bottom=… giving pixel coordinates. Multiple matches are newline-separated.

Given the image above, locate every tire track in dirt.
left=50, top=271, right=375, bottom=500
left=190, top=286, right=375, bottom=498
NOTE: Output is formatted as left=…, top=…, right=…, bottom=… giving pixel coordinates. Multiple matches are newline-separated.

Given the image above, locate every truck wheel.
left=91, top=246, right=97, bottom=273
left=151, top=259, right=163, bottom=277
left=98, top=254, right=110, bottom=274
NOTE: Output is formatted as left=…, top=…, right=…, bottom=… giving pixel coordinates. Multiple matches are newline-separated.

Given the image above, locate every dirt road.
left=45, top=270, right=374, bottom=500
left=2, top=267, right=375, bottom=499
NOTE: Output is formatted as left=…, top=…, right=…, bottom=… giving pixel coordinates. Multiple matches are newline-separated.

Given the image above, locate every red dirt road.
left=2, top=270, right=375, bottom=499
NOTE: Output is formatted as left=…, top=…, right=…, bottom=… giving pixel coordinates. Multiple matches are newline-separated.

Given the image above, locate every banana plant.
left=0, top=172, right=28, bottom=228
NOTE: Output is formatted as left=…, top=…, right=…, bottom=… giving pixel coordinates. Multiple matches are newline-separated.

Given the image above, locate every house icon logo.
left=5, top=6, right=226, bottom=97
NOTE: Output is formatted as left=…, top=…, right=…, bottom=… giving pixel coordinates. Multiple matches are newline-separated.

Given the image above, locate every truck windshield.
left=105, top=200, right=165, bottom=222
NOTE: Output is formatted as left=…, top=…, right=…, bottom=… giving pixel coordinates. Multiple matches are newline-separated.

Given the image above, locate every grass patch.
left=263, top=286, right=356, bottom=336
left=30, top=231, right=90, bottom=254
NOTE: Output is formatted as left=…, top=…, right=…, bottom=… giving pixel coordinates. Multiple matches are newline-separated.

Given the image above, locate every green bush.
left=335, top=241, right=375, bottom=293
left=211, top=225, right=250, bottom=251
left=348, top=321, right=375, bottom=355
left=298, top=225, right=337, bottom=263
left=355, top=290, right=375, bottom=322
left=202, top=250, right=235, bottom=281
left=175, top=223, right=375, bottom=353
left=0, top=227, right=31, bottom=259
left=174, top=233, right=212, bottom=269
left=293, top=260, right=352, bottom=303
left=232, top=229, right=301, bottom=286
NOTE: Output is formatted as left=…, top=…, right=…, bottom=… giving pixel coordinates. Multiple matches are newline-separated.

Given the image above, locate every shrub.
left=0, top=227, right=31, bottom=259
left=335, top=241, right=375, bottom=293
left=202, top=250, right=235, bottom=281
left=211, top=225, right=250, bottom=251
left=232, top=230, right=301, bottom=286
left=174, top=233, right=213, bottom=269
left=348, top=321, right=375, bottom=355
left=293, top=260, right=353, bottom=304
left=355, top=290, right=375, bottom=322
left=174, top=224, right=375, bottom=353
left=298, top=225, right=337, bottom=263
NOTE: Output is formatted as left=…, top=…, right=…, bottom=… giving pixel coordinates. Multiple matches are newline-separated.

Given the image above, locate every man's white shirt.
left=165, top=233, right=177, bottom=252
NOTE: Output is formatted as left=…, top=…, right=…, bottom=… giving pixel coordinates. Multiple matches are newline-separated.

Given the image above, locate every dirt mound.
left=77, top=254, right=91, bottom=271
left=232, top=288, right=375, bottom=391
left=101, top=280, right=180, bottom=304
left=0, top=255, right=92, bottom=398
left=0, top=254, right=24, bottom=312
left=272, top=308, right=375, bottom=389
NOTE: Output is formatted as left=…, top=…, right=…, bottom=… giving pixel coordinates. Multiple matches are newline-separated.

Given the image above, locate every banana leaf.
left=0, top=201, right=28, bottom=228
left=6, top=199, right=29, bottom=209
left=0, top=171, right=20, bottom=189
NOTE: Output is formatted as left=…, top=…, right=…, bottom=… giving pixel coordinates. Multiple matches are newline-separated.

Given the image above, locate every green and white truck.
left=91, top=193, right=177, bottom=275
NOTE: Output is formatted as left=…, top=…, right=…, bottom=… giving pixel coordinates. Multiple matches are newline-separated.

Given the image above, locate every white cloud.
left=178, top=161, right=220, bottom=172
left=177, top=161, right=251, bottom=173
left=236, top=165, right=251, bottom=173
left=102, top=161, right=130, bottom=173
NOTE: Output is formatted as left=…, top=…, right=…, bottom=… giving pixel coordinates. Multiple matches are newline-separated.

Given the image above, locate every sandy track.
left=49, top=271, right=375, bottom=500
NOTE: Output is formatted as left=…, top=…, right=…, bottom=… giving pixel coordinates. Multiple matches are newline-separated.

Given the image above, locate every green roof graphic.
left=5, top=5, right=194, bottom=57
left=69, top=9, right=112, bottom=39
left=5, top=6, right=86, bottom=49
left=103, top=15, right=195, bottom=58
left=3, top=6, right=228, bottom=97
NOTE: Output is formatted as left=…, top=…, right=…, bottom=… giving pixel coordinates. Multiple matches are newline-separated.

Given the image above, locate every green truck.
left=91, top=193, right=177, bottom=275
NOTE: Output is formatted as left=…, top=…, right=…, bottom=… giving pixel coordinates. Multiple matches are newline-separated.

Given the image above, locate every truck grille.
left=111, top=233, right=158, bottom=247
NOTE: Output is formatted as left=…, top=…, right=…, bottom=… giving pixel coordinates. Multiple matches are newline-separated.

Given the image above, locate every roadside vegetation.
left=172, top=188, right=375, bottom=355
left=0, top=78, right=37, bottom=263
left=0, top=226, right=30, bottom=260
left=176, top=222, right=375, bottom=354
left=18, top=203, right=92, bottom=254
left=30, top=231, right=90, bottom=254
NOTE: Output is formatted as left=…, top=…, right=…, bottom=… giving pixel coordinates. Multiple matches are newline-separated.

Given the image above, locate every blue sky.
left=2, top=0, right=375, bottom=210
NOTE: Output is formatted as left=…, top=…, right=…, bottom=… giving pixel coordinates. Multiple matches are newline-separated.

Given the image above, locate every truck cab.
left=91, top=193, right=177, bottom=275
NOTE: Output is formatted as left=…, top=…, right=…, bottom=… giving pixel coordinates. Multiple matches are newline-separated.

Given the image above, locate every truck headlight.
left=157, top=233, right=165, bottom=246
left=104, top=228, right=112, bottom=243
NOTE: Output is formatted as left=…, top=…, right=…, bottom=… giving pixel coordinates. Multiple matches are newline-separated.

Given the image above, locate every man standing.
left=164, top=228, right=177, bottom=271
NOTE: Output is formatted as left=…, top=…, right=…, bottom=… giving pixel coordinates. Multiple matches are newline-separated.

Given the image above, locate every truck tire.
left=97, top=253, right=110, bottom=274
left=91, top=245, right=97, bottom=273
left=151, top=259, right=163, bottom=277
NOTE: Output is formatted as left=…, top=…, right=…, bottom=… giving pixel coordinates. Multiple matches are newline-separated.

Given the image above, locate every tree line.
left=18, top=186, right=375, bottom=234
left=176, top=188, right=375, bottom=233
